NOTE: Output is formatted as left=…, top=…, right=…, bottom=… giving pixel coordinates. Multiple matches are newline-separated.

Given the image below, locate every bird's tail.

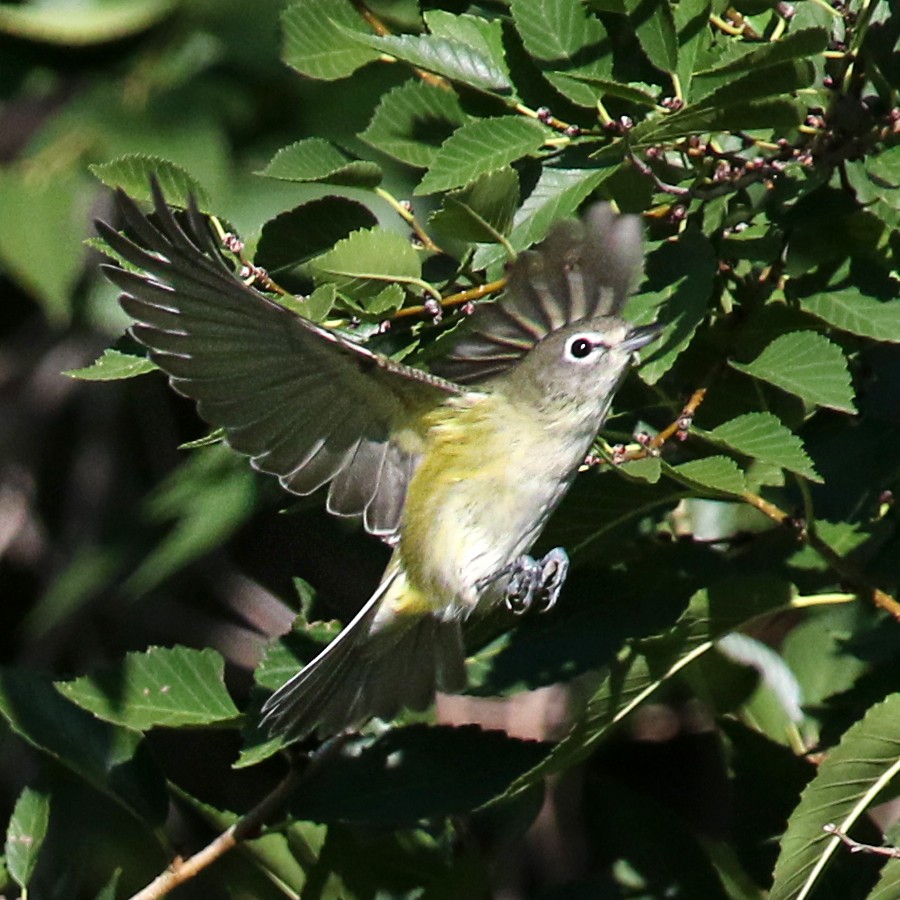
left=261, top=568, right=467, bottom=741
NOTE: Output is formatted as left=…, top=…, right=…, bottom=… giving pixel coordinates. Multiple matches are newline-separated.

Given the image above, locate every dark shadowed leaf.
left=291, top=725, right=549, bottom=824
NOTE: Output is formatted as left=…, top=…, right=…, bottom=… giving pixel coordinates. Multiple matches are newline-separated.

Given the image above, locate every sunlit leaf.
left=799, top=289, right=900, bottom=343
left=770, top=694, right=900, bottom=900
left=702, top=413, right=821, bottom=482
left=731, top=331, right=857, bottom=414
left=259, top=138, right=382, bottom=187
left=57, top=646, right=240, bottom=730
left=281, top=0, right=379, bottom=80
left=65, top=348, right=157, bottom=381
left=415, top=116, right=548, bottom=195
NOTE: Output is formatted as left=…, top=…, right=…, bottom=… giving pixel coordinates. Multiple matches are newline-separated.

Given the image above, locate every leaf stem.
left=374, top=188, right=442, bottom=253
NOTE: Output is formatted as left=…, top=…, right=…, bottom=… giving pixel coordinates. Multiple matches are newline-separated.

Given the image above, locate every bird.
left=96, top=180, right=659, bottom=742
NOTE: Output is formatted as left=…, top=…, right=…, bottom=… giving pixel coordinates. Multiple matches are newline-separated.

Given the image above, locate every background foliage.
left=1, top=0, right=899, bottom=897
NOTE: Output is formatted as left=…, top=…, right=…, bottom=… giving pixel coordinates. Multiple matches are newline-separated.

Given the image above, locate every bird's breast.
left=399, top=392, right=594, bottom=616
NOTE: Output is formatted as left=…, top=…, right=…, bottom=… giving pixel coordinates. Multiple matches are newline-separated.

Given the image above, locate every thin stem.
left=128, top=766, right=306, bottom=900
left=375, top=188, right=442, bottom=254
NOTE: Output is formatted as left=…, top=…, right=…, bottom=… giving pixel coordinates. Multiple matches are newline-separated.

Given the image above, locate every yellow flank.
left=399, top=390, right=583, bottom=615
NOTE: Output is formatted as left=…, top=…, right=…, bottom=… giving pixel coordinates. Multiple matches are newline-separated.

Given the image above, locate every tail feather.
left=261, top=573, right=467, bottom=741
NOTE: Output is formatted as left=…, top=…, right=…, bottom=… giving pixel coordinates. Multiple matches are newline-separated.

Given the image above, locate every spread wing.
left=97, top=180, right=461, bottom=540
left=434, top=203, right=644, bottom=384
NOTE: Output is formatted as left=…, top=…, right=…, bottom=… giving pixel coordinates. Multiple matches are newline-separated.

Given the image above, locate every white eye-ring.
left=566, top=334, right=606, bottom=361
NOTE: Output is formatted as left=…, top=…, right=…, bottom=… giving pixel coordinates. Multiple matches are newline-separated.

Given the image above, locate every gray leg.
left=479, top=547, right=570, bottom=615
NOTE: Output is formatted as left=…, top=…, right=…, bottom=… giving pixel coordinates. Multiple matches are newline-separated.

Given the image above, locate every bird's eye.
left=568, top=337, right=594, bottom=359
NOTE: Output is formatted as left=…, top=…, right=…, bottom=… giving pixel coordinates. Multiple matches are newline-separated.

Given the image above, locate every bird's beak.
left=622, top=323, right=662, bottom=353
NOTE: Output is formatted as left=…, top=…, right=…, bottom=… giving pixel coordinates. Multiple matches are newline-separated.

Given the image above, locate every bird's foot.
left=501, top=547, right=570, bottom=615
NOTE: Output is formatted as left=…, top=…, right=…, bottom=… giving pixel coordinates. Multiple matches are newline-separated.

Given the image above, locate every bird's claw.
left=503, top=547, right=569, bottom=615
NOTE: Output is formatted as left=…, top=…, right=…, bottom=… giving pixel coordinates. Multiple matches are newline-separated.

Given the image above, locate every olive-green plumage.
left=97, top=182, right=658, bottom=741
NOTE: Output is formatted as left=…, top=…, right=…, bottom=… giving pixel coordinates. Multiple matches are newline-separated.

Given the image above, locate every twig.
left=392, top=277, right=507, bottom=320
left=823, top=823, right=900, bottom=859
left=128, top=766, right=305, bottom=900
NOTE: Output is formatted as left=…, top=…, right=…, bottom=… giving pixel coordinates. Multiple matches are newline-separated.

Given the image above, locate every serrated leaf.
left=696, top=26, right=829, bottom=77
left=423, top=10, right=511, bottom=88
left=770, top=694, right=900, bottom=900
left=349, top=30, right=511, bottom=93
left=624, top=0, right=678, bottom=73
left=0, top=0, right=174, bottom=45
left=473, top=159, right=624, bottom=271
left=800, top=289, right=900, bottom=343
left=57, top=646, right=240, bottom=730
left=310, top=228, right=422, bottom=303
left=255, top=197, right=378, bottom=276
left=510, top=0, right=613, bottom=107
left=415, top=116, right=548, bottom=195
left=360, top=80, right=470, bottom=168
left=690, top=59, right=816, bottom=109
left=259, top=138, right=381, bottom=187
left=510, top=0, right=607, bottom=60
left=281, top=0, right=379, bottom=81
left=565, top=74, right=661, bottom=107
left=624, top=229, right=717, bottom=384
left=731, top=331, right=857, bottom=414
left=674, top=0, right=712, bottom=98
left=633, top=97, right=803, bottom=144
left=670, top=456, right=746, bottom=495
left=704, top=412, right=821, bottom=482
left=0, top=667, right=167, bottom=823
left=90, top=155, right=209, bottom=208
left=429, top=167, right=519, bottom=243
left=64, top=348, right=157, bottom=381
left=5, top=787, right=49, bottom=890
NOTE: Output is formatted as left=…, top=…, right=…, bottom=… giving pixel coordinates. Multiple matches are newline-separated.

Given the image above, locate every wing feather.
left=97, top=180, right=460, bottom=540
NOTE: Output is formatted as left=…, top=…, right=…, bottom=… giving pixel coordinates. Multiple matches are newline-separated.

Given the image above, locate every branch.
left=127, top=766, right=305, bottom=900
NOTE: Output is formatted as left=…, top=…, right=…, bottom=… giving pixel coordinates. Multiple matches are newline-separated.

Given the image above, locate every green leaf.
left=510, top=0, right=607, bottom=60
left=57, top=646, right=240, bottom=730
left=90, top=155, right=209, bottom=208
left=731, top=332, right=857, bottom=414
left=5, top=787, right=50, bottom=890
left=633, top=97, right=804, bottom=144
left=429, top=167, right=520, bottom=243
left=281, top=0, right=380, bottom=81
left=770, top=694, right=900, bottom=900
left=415, top=116, right=548, bottom=195
left=624, top=0, right=678, bottom=74
left=625, top=229, right=717, bottom=385
left=64, top=348, right=157, bottom=381
left=259, top=138, right=381, bottom=187
left=310, top=228, right=422, bottom=304
left=689, top=59, right=816, bottom=110
left=290, top=725, right=549, bottom=825
left=669, top=456, right=747, bottom=496
left=501, top=576, right=794, bottom=798
left=360, top=80, right=470, bottom=168
left=696, top=26, right=829, bottom=77
left=799, top=289, right=900, bottom=343
left=0, top=0, right=174, bottom=45
left=703, top=412, right=821, bottom=482
left=349, top=30, right=512, bottom=93
left=674, top=0, right=712, bottom=99
left=423, top=10, right=511, bottom=88
left=510, top=0, right=613, bottom=107
left=255, top=197, right=378, bottom=277
left=0, top=667, right=167, bottom=824
left=0, top=168, right=93, bottom=324
left=565, top=74, right=661, bottom=107
left=474, top=160, right=624, bottom=270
